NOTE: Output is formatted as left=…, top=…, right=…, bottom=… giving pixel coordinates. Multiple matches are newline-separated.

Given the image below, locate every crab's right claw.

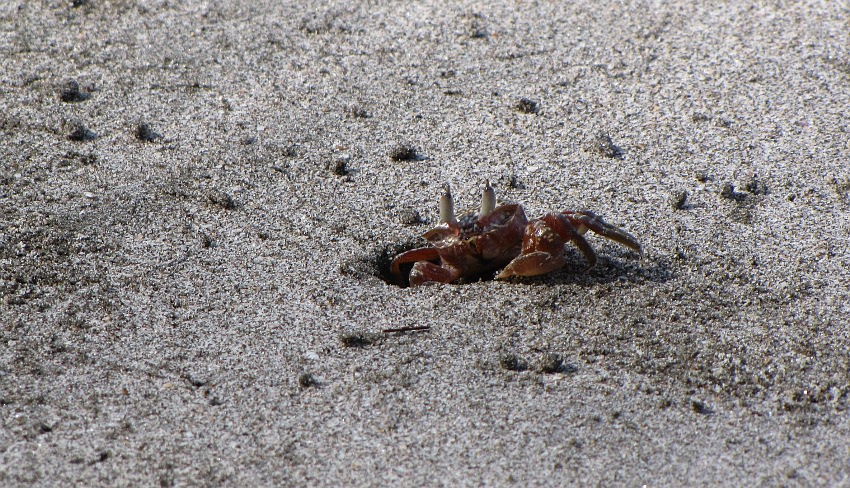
left=390, top=248, right=440, bottom=287
left=409, top=261, right=462, bottom=286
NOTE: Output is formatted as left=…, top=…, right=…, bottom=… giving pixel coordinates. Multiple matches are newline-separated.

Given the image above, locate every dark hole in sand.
left=374, top=240, right=424, bottom=288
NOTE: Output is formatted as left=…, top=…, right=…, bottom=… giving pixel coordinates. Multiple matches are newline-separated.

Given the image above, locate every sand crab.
left=391, top=181, right=642, bottom=286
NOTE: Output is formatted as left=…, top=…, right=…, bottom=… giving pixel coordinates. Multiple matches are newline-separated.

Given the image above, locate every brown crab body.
left=390, top=181, right=642, bottom=287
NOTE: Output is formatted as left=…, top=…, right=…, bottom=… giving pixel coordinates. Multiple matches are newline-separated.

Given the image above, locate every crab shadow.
left=495, top=246, right=672, bottom=289
left=507, top=254, right=671, bottom=288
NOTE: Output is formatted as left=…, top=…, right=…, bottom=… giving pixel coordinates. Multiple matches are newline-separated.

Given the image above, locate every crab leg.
left=563, top=210, right=643, bottom=257
left=545, top=213, right=598, bottom=270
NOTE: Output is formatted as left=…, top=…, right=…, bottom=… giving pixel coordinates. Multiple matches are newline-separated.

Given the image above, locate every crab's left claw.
left=498, top=210, right=622, bottom=279
left=497, top=215, right=595, bottom=279
left=496, top=251, right=567, bottom=279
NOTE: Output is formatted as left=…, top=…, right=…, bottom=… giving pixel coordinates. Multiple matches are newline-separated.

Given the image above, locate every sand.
left=2, top=1, right=849, bottom=486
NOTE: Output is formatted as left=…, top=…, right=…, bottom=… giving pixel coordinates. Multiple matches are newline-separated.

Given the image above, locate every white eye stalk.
left=439, top=183, right=458, bottom=225
left=479, top=179, right=496, bottom=218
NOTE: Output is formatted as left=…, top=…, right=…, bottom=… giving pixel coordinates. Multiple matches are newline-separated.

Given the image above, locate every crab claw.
left=562, top=210, right=643, bottom=258
left=497, top=214, right=594, bottom=279
left=390, top=247, right=441, bottom=286
left=409, top=260, right=462, bottom=286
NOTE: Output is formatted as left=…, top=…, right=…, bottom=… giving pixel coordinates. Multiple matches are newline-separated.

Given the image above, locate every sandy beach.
left=2, top=1, right=849, bottom=485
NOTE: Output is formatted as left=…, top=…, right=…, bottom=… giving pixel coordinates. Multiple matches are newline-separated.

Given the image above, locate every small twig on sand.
left=382, top=325, right=431, bottom=334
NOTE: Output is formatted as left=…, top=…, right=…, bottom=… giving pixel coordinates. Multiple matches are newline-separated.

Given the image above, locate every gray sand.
left=2, top=1, right=850, bottom=486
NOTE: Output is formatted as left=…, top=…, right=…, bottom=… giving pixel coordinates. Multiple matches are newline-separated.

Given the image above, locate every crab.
left=390, top=180, right=642, bottom=287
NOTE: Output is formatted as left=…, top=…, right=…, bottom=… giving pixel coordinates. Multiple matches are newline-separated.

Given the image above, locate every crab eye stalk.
left=479, top=179, right=496, bottom=218
left=439, top=183, right=458, bottom=225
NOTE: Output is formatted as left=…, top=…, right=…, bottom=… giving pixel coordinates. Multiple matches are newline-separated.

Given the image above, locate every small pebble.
left=670, top=190, right=688, bottom=210
left=59, top=79, right=89, bottom=103
left=593, top=133, right=620, bottom=158
left=515, top=97, right=539, bottom=114
left=66, top=120, right=95, bottom=141
left=135, top=123, right=160, bottom=142
left=298, top=373, right=318, bottom=388
left=499, top=353, right=528, bottom=372
left=389, top=144, right=420, bottom=162
left=538, top=353, right=563, bottom=374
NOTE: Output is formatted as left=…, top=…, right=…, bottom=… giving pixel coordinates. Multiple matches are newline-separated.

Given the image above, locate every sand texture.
left=2, top=1, right=850, bottom=486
